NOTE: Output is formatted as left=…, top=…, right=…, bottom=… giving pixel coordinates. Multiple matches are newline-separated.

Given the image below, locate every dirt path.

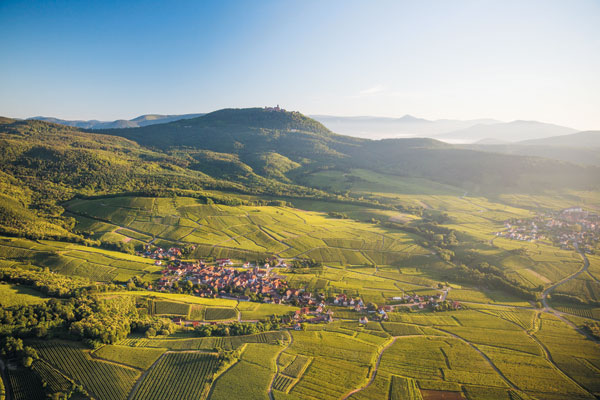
left=433, top=327, right=519, bottom=390
left=127, top=352, right=166, bottom=400
left=542, top=243, right=589, bottom=310
left=472, top=308, right=593, bottom=397
left=541, top=244, right=600, bottom=331
left=341, top=336, right=398, bottom=399
left=258, top=226, right=293, bottom=256
left=268, top=331, right=293, bottom=400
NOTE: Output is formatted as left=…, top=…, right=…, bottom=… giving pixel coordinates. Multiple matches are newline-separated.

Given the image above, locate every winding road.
left=341, top=337, right=401, bottom=399
left=537, top=243, right=600, bottom=345
left=541, top=243, right=589, bottom=311
left=268, top=331, right=293, bottom=400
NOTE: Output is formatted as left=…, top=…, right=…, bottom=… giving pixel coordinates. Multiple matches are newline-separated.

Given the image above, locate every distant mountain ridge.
left=28, top=112, right=583, bottom=145
left=464, top=131, right=600, bottom=166
left=310, top=114, right=500, bottom=139
left=517, top=130, right=600, bottom=147
left=435, top=120, right=578, bottom=143
left=28, top=113, right=205, bottom=129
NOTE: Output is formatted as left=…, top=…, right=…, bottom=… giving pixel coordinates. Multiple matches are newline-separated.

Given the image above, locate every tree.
left=145, top=327, right=156, bottom=338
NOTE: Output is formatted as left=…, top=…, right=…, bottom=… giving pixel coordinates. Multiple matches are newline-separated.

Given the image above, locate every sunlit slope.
left=65, top=196, right=429, bottom=266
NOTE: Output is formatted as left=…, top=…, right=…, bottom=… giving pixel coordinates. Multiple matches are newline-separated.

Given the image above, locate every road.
left=471, top=308, right=593, bottom=397
left=540, top=243, right=600, bottom=342
left=433, top=328, right=519, bottom=391
left=341, top=336, right=399, bottom=399
left=268, top=331, right=293, bottom=400
left=541, top=243, right=589, bottom=311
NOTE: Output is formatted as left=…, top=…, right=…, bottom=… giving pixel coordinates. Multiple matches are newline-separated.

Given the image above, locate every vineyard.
left=210, top=343, right=280, bottom=400
left=92, top=345, right=166, bottom=370
left=389, top=376, right=423, bottom=400
left=1, top=187, right=600, bottom=400
left=7, top=367, right=45, bottom=400
left=273, top=374, right=295, bottom=392
left=131, top=352, right=219, bottom=400
left=204, top=307, right=238, bottom=321
left=272, top=354, right=310, bottom=394
left=554, top=305, right=600, bottom=319
left=281, top=355, right=311, bottom=378
left=152, top=300, right=191, bottom=316
left=64, top=196, right=432, bottom=270
left=0, top=236, right=161, bottom=283
left=34, top=340, right=140, bottom=400
left=117, top=331, right=288, bottom=352
left=31, top=359, right=73, bottom=394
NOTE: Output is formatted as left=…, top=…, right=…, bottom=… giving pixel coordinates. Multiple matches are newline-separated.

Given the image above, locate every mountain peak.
left=398, top=114, right=429, bottom=123
left=190, top=107, right=332, bottom=136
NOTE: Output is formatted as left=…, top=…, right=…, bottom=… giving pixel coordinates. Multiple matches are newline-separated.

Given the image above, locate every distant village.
left=496, top=207, right=599, bottom=254
left=136, top=244, right=460, bottom=327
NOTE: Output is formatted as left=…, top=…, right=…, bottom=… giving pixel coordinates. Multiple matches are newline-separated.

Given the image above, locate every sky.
left=1, top=0, right=599, bottom=129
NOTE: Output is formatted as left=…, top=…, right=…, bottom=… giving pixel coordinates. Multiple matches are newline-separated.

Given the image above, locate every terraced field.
left=118, top=331, right=288, bottom=351
left=101, top=291, right=298, bottom=321
left=210, top=343, right=282, bottom=400
left=64, top=196, right=430, bottom=267
left=92, top=345, right=166, bottom=370
left=0, top=236, right=161, bottom=283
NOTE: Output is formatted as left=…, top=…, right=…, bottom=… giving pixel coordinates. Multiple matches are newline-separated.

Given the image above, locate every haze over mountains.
left=309, top=115, right=501, bottom=140
left=29, top=113, right=205, bottom=129
left=465, top=130, right=600, bottom=166
left=436, top=120, right=578, bottom=143
left=28, top=112, right=587, bottom=145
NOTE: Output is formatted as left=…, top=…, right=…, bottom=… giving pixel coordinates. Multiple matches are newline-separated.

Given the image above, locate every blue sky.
left=1, top=0, right=599, bottom=129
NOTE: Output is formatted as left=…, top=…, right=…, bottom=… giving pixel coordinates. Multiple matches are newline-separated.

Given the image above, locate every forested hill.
left=97, top=108, right=600, bottom=193
left=96, top=107, right=347, bottom=152
left=345, top=139, right=600, bottom=192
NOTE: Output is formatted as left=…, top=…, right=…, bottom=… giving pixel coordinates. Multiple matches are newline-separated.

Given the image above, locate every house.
left=359, top=316, right=369, bottom=325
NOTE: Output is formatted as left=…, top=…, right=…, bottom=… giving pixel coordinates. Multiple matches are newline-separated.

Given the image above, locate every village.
left=496, top=207, right=599, bottom=253
left=137, top=244, right=460, bottom=328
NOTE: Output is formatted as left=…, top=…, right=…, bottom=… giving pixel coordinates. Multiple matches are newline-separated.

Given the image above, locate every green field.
left=3, top=191, right=600, bottom=400
left=34, top=340, right=140, bottom=400
left=0, top=236, right=161, bottom=283
left=204, top=307, right=238, bottom=321
left=93, top=345, right=166, bottom=370
left=0, top=283, right=48, bottom=307
left=65, top=196, right=431, bottom=267
left=210, top=343, right=282, bottom=400
left=131, top=352, right=219, bottom=400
